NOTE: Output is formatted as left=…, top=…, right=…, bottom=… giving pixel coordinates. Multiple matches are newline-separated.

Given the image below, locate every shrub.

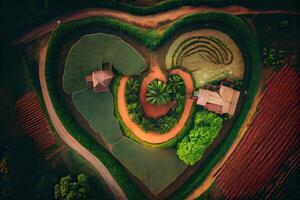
left=177, top=111, right=223, bottom=165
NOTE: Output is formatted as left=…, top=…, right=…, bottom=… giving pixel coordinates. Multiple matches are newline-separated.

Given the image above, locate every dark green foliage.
left=125, top=75, right=186, bottom=134
left=167, top=74, right=185, bottom=95
left=54, top=174, right=95, bottom=200
left=177, top=111, right=223, bottom=165
left=35, top=174, right=58, bottom=200
left=146, top=79, right=171, bottom=105
left=262, top=47, right=287, bottom=69
left=125, top=78, right=140, bottom=104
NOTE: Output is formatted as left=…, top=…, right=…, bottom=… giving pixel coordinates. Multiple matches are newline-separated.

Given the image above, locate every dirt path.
left=15, top=6, right=299, bottom=44
left=118, top=68, right=194, bottom=144
left=186, top=78, right=265, bottom=200
left=39, top=42, right=127, bottom=200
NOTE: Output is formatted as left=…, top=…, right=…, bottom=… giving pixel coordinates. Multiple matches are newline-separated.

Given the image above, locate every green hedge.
left=44, top=12, right=261, bottom=199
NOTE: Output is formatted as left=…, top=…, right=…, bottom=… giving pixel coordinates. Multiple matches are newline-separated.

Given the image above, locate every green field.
left=72, top=89, right=122, bottom=145
left=112, top=138, right=187, bottom=194
left=63, top=33, right=147, bottom=94
left=72, top=88, right=187, bottom=193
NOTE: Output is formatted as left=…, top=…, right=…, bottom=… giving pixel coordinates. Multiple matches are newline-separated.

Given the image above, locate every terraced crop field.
left=165, top=29, right=244, bottom=87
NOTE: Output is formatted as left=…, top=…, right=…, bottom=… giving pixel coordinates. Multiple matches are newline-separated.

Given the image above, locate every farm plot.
left=112, top=138, right=187, bottom=195
left=165, top=29, right=244, bottom=87
left=72, top=89, right=122, bottom=145
left=216, top=66, right=300, bottom=199
left=63, top=33, right=147, bottom=94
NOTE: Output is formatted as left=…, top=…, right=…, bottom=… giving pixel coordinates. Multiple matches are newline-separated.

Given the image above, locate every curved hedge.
left=45, top=12, right=261, bottom=199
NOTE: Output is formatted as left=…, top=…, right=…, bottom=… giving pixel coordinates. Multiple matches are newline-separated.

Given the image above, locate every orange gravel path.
left=118, top=68, right=194, bottom=144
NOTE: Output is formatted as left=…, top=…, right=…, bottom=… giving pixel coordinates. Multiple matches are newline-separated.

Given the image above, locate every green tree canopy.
left=54, top=174, right=95, bottom=200
left=177, top=111, right=223, bottom=165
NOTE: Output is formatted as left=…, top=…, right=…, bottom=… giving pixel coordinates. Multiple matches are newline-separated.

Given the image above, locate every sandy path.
left=39, top=43, right=127, bottom=200
left=118, top=68, right=194, bottom=144
left=186, top=78, right=265, bottom=200
left=139, top=56, right=175, bottom=118
left=15, top=6, right=299, bottom=44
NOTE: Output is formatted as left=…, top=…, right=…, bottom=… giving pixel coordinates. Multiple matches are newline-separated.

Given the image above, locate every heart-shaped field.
left=45, top=12, right=261, bottom=198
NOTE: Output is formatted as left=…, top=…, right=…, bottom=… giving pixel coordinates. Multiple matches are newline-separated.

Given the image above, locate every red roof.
left=86, top=70, right=114, bottom=93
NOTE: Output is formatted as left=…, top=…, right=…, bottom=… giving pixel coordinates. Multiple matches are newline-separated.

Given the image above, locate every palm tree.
left=146, top=80, right=171, bottom=105
left=127, top=103, right=142, bottom=123
left=126, top=78, right=140, bottom=94
left=167, top=74, right=184, bottom=94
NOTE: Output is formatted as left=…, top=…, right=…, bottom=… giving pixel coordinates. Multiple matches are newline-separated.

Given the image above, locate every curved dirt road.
left=118, top=68, right=194, bottom=144
left=39, top=43, right=127, bottom=200
left=15, top=5, right=299, bottom=44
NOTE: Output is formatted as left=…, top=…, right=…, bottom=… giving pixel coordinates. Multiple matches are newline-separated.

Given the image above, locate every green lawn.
left=72, top=89, right=122, bottom=145
left=63, top=33, right=147, bottom=94
left=112, top=138, right=187, bottom=195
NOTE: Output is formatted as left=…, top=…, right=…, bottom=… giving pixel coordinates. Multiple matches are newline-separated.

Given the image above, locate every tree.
left=177, top=111, right=223, bottom=165
left=35, top=174, right=58, bottom=200
left=146, top=79, right=171, bottom=105
left=126, top=78, right=140, bottom=104
left=167, top=74, right=185, bottom=94
left=54, top=174, right=95, bottom=200
left=127, top=103, right=142, bottom=123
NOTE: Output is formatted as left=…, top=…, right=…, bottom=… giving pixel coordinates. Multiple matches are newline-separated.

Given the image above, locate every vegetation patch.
left=165, top=29, right=244, bottom=88
left=177, top=111, right=223, bottom=165
left=72, top=89, right=122, bottom=145
left=125, top=74, right=186, bottom=134
left=112, top=138, right=187, bottom=195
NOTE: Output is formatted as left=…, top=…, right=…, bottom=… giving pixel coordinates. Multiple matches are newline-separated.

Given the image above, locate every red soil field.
left=15, top=91, right=55, bottom=152
left=216, top=66, right=300, bottom=199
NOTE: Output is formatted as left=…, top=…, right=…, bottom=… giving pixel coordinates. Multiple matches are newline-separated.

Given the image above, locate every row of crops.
left=216, top=66, right=300, bottom=199
left=165, top=29, right=244, bottom=88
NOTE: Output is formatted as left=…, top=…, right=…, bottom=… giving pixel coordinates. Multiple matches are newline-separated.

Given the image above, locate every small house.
left=85, top=62, right=114, bottom=93
left=193, top=84, right=240, bottom=116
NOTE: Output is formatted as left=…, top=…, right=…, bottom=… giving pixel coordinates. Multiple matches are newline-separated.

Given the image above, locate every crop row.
left=15, top=92, right=55, bottom=152
left=216, top=66, right=300, bottom=199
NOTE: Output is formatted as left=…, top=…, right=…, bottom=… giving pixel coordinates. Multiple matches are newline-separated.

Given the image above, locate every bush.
left=177, top=111, right=223, bottom=165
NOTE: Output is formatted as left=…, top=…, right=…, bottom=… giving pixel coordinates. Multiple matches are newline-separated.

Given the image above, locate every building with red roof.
left=193, top=84, right=240, bottom=116
left=85, top=63, right=115, bottom=93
